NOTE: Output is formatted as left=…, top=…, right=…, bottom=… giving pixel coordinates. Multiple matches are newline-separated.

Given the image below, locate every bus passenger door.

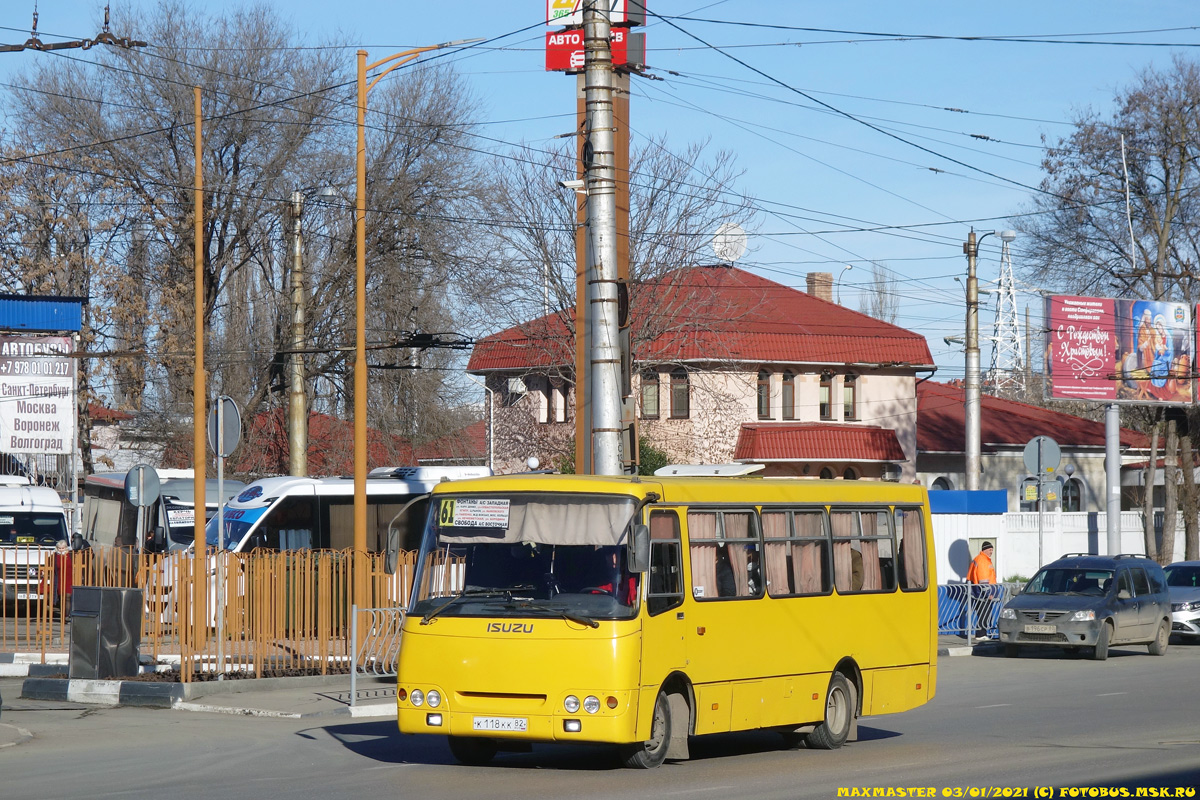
left=641, top=510, right=687, bottom=689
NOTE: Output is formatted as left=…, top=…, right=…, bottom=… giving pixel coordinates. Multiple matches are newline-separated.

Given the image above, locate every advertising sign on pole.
left=1045, top=295, right=1194, bottom=405
left=545, top=28, right=645, bottom=71
left=1045, top=296, right=1117, bottom=402
left=0, top=335, right=74, bottom=455
left=546, top=0, right=647, bottom=27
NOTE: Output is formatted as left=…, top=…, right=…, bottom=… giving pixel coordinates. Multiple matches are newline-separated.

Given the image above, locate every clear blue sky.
left=3, top=1, right=1198, bottom=380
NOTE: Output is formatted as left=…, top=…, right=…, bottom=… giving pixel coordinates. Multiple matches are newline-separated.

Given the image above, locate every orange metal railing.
left=1, top=547, right=416, bottom=682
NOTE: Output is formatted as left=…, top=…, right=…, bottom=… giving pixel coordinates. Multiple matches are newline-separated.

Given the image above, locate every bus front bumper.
left=398, top=703, right=637, bottom=745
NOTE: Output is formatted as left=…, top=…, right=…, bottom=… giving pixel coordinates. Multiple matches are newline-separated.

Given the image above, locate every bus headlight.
left=411, top=689, right=425, bottom=707
left=564, top=695, right=580, bottom=713
left=583, top=696, right=600, bottom=714
left=426, top=690, right=441, bottom=708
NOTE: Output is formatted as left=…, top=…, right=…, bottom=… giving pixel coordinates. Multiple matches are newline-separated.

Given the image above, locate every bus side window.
left=647, top=510, right=683, bottom=615
left=258, top=498, right=316, bottom=551
left=687, top=509, right=760, bottom=600
left=895, top=507, right=927, bottom=590
left=832, top=509, right=896, bottom=594
left=762, top=509, right=829, bottom=596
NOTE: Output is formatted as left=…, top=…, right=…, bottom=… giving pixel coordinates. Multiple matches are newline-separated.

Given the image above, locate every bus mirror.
left=628, top=524, right=650, bottom=574
left=152, top=526, right=166, bottom=549
left=384, top=494, right=429, bottom=576
left=385, top=527, right=400, bottom=575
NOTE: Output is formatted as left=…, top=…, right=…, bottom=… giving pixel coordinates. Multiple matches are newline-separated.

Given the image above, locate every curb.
left=938, top=641, right=1002, bottom=657
left=19, top=673, right=396, bottom=718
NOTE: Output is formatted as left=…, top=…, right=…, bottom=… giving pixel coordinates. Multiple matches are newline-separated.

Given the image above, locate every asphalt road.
left=3, top=640, right=1199, bottom=800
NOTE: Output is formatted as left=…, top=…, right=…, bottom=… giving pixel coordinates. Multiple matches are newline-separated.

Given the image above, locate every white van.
left=0, top=478, right=71, bottom=603
left=81, top=470, right=247, bottom=553
left=203, top=466, right=491, bottom=554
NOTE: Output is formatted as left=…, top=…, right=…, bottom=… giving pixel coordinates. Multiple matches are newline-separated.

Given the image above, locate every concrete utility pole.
left=288, top=191, right=309, bottom=477
left=583, top=0, right=623, bottom=475
left=964, top=231, right=983, bottom=491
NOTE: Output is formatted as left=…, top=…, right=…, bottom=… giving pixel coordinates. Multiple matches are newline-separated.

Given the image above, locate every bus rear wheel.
left=621, top=690, right=672, bottom=769
left=447, top=736, right=498, bottom=766
left=805, top=673, right=854, bottom=750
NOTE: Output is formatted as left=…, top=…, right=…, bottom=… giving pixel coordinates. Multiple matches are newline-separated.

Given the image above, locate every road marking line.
left=974, top=704, right=1011, bottom=709
left=1096, top=692, right=1127, bottom=696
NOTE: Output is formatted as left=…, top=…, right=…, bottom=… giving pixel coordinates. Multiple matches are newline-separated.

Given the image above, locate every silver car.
left=1164, top=560, right=1200, bottom=640
left=998, top=553, right=1171, bottom=661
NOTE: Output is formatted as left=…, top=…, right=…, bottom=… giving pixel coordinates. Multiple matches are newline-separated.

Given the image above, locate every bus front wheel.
left=805, top=673, right=854, bottom=750
left=447, top=736, right=498, bottom=766
left=621, top=690, right=672, bottom=768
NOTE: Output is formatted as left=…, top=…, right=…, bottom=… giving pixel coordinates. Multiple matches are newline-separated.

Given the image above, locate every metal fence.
left=348, top=605, right=404, bottom=706
left=1, top=547, right=416, bottom=681
left=938, top=582, right=1022, bottom=639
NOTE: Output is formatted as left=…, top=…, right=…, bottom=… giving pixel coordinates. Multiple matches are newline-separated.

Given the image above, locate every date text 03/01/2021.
left=837, top=789, right=1197, bottom=799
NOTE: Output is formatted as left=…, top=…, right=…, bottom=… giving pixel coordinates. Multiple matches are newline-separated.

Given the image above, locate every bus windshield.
left=204, top=505, right=269, bottom=550
left=410, top=493, right=641, bottom=622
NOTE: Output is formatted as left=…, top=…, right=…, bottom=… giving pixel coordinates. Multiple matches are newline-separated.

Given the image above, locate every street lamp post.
left=962, top=229, right=1016, bottom=491
left=353, top=39, right=482, bottom=557
left=836, top=264, right=853, bottom=305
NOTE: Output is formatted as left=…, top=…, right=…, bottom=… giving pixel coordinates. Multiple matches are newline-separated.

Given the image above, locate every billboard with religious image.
left=1045, top=295, right=1193, bottom=405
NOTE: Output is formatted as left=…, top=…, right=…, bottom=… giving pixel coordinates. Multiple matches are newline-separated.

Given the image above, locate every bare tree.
left=1020, top=56, right=1200, bottom=303
left=3, top=2, right=485, bottom=476
left=857, top=262, right=899, bottom=323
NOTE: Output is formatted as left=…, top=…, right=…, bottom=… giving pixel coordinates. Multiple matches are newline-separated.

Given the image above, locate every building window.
left=931, top=477, right=953, bottom=491
left=1062, top=477, right=1082, bottom=512
left=757, top=370, right=771, bottom=419
left=640, top=370, right=659, bottom=419
left=502, top=376, right=526, bottom=408
left=537, top=377, right=551, bottom=424
left=670, top=369, right=690, bottom=419
left=819, top=373, right=833, bottom=420
left=781, top=371, right=795, bottom=420
left=819, top=466, right=834, bottom=480
left=553, top=381, right=569, bottom=423
left=843, top=374, right=858, bottom=420
left=843, top=467, right=859, bottom=480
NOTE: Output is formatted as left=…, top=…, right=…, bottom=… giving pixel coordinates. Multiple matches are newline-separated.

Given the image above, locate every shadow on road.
left=307, top=719, right=903, bottom=771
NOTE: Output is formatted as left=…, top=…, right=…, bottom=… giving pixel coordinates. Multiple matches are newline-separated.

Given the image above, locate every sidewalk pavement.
left=0, top=634, right=997, bottom=748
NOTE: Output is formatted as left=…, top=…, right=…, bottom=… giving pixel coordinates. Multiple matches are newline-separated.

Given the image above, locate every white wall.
left=932, top=511, right=1186, bottom=584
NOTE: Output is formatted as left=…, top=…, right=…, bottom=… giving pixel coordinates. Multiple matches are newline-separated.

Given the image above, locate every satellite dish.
left=712, top=223, right=747, bottom=263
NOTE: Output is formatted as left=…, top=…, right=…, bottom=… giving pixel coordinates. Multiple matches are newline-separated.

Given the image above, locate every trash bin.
left=69, top=586, right=142, bottom=679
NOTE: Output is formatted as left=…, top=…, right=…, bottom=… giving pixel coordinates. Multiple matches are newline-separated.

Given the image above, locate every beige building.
left=468, top=266, right=936, bottom=478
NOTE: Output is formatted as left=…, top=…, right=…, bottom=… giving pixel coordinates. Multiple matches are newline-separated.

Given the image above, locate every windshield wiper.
left=500, top=600, right=599, bottom=629
left=420, top=586, right=530, bottom=625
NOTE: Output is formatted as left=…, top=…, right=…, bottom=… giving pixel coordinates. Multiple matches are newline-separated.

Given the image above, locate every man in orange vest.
left=967, top=541, right=996, bottom=638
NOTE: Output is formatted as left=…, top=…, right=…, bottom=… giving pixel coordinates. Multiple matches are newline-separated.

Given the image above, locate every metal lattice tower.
left=988, top=236, right=1024, bottom=392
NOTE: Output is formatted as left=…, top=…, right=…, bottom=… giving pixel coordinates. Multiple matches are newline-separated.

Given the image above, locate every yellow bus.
left=395, top=468, right=937, bottom=767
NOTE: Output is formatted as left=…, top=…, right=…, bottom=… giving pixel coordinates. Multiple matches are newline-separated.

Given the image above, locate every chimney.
left=807, top=272, right=833, bottom=302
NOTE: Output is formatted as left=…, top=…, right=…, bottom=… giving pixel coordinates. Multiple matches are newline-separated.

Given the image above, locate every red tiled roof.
left=469, top=266, right=933, bottom=371
left=734, top=423, right=907, bottom=462
left=88, top=404, right=133, bottom=422
left=916, top=381, right=1149, bottom=452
